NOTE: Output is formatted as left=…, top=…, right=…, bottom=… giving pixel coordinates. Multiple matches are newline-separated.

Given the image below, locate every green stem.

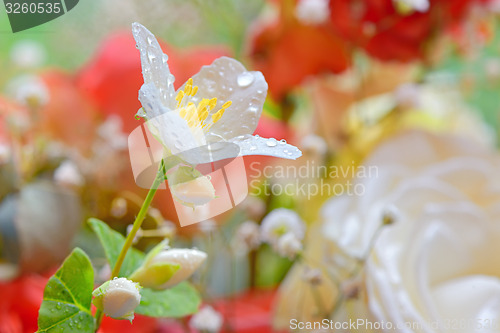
left=94, top=160, right=166, bottom=331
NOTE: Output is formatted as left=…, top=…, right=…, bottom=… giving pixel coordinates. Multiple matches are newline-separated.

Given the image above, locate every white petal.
left=152, top=249, right=207, bottom=288
left=138, top=82, right=169, bottom=119
left=230, top=135, right=302, bottom=160
left=132, top=22, right=176, bottom=109
left=183, top=57, right=268, bottom=139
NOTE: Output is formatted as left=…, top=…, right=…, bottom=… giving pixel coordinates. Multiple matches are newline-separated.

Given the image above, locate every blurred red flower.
left=249, top=0, right=350, bottom=101
left=0, top=275, right=46, bottom=333
left=39, top=70, right=99, bottom=153
left=214, top=289, right=285, bottom=333
left=329, top=0, right=489, bottom=62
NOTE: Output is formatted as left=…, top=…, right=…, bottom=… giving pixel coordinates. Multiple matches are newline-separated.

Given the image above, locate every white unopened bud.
left=232, top=221, right=261, bottom=256
left=92, top=278, right=142, bottom=322
left=110, top=197, right=128, bottom=218
left=276, top=232, right=302, bottom=260
left=170, top=175, right=216, bottom=208
left=130, top=247, right=207, bottom=290
left=276, top=233, right=303, bottom=259
left=300, top=134, right=328, bottom=156
left=10, top=40, right=46, bottom=68
left=54, top=160, right=84, bottom=187
left=189, top=305, right=223, bottom=333
left=295, top=0, right=330, bottom=25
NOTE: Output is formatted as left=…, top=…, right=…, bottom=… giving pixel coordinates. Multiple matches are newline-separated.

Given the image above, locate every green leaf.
left=136, top=282, right=201, bottom=318
left=37, top=248, right=95, bottom=333
left=88, top=218, right=145, bottom=277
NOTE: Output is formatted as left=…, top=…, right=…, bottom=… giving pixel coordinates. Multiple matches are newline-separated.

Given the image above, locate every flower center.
left=175, top=78, right=232, bottom=136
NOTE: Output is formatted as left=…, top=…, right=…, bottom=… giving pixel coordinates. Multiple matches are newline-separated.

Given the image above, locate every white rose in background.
left=367, top=202, right=500, bottom=332
left=322, top=130, right=499, bottom=259
left=321, top=130, right=500, bottom=332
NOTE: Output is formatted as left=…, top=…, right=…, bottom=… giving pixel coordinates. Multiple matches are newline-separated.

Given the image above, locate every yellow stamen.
left=208, top=98, right=218, bottom=110
left=197, top=99, right=209, bottom=113
left=184, top=78, right=193, bottom=96
left=179, top=108, right=187, bottom=119
left=199, top=110, right=209, bottom=122
left=211, top=108, right=225, bottom=123
left=191, top=86, right=198, bottom=96
left=175, top=91, right=185, bottom=107
left=175, top=77, right=232, bottom=134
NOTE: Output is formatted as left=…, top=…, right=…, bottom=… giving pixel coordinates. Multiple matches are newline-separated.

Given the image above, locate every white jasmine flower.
left=300, top=134, right=328, bottom=156
left=54, top=160, right=84, bottom=187
left=92, top=277, right=142, bottom=322
left=260, top=208, right=306, bottom=247
left=132, top=23, right=302, bottom=165
left=295, top=0, right=330, bottom=25
left=189, top=305, right=223, bottom=333
left=276, top=233, right=303, bottom=259
left=10, top=40, right=46, bottom=68
left=130, top=246, right=207, bottom=290
left=232, top=220, right=261, bottom=255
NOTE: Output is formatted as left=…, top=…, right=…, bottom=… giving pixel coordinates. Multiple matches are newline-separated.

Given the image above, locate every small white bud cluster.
left=260, top=208, right=305, bottom=259
left=189, top=305, right=223, bottom=333
left=54, top=160, right=84, bottom=187
left=232, top=220, right=261, bottom=256
left=295, top=0, right=330, bottom=26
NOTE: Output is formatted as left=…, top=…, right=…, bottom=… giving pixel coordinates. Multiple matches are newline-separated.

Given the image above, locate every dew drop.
left=148, top=52, right=156, bottom=62
left=249, top=146, right=257, bottom=151
left=280, top=139, right=287, bottom=144
left=237, top=72, right=254, bottom=87
left=266, top=138, right=277, bottom=147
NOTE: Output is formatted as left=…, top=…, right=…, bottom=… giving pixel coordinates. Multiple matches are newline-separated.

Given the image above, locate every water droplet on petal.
left=147, top=36, right=154, bottom=45
left=266, top=138, right=277, bottom=147
left=148, top=52, right=156, bottom=62
left=249, top=146, right=257, bottom=151
left=280, top=139, right=287, bottom=144
left=237, top=72, right=254, bottom=87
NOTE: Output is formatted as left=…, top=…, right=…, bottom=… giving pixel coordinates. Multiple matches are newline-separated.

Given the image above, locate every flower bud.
left=189, top=305, right=223, bottom=333
left=92, top=278, right=141, bottom=322
left=276, top=233, right=303, bottom=259
left=168, top=166, right=216, bottom=208
left=130, top=242, right=207, bottom=290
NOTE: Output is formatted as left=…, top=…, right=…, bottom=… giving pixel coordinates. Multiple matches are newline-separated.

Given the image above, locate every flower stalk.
left=95, top=160, right=166, bottom=331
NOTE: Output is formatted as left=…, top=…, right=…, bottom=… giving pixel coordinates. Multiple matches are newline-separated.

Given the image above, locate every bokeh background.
left=2, top=0, right=500, bottom=332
